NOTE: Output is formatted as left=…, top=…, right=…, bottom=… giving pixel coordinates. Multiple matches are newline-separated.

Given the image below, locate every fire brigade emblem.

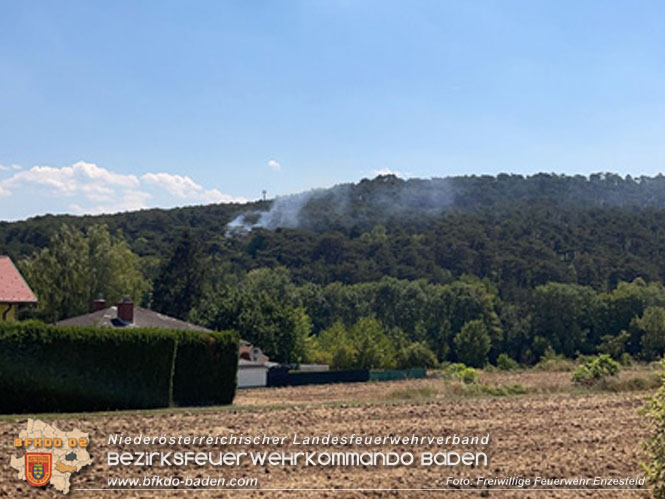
left=25, top=453, right=52, bottom=487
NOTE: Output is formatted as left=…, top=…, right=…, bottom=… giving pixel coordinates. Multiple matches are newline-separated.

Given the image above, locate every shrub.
left=620, top=353, right=635, bottom=367
left=642, top=361, right=665, bottom=498
left=0, top=321, right=239, bottom=414
left=571, top=354, right=621, bottom=386
left=441, top=363, right=479, bottom=384
left=496, top=353, right=519, bottom=371
left=396, top=343, right=438, bottom=369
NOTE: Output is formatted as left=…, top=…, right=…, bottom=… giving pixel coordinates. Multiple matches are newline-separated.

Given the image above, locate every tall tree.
left=635, top=307, right=665, bottom=361
left=454, top=319, right=491, bottom=367
left=312, top=321, right=357, bottom=369
left=349, top=317, right=396, bottom=369
left=190, top=286, right=313, bottom=363
left=152, top=230, right=205, bottom=320
left=19, top=224, right=149, bottom=322
left=531, top=282, right=600, bottom=358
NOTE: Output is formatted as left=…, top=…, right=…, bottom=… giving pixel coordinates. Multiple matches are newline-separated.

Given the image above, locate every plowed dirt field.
left=0, top=370, right=655, bottom=498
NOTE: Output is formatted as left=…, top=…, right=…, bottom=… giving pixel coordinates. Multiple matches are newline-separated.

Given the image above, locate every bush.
left=571, top=354, right=621, bottom=386
left=642, top=361, right=665, bottom=498
left=620, top=353, right=635, bottom=367
left=496, top=353, right=519, bottom=371
left=441, top=363, right=479, bottom=384
left=0, top=321, right=239, bottom=414
left=396, top=343, right=438, bottom=369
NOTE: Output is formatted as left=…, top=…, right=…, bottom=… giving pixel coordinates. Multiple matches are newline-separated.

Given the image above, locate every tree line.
left=9, top=173, right=665, bottom=368
left=16, top=223, right=665, bottom=368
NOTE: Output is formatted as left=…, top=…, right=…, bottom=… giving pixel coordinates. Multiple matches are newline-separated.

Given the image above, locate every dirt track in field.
left=0, top=373, right=654, bottom=498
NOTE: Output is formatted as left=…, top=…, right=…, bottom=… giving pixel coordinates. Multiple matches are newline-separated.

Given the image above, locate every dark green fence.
left=267, top=367, right=369, bottom=387
left=369, top=368, right=426, bottom=382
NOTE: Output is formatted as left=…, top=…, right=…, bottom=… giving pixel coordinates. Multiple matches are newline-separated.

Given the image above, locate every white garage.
left=237, top=359, right=268, bottom=388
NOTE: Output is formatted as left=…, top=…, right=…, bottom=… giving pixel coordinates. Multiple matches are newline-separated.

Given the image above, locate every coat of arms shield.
left=25, top=453, right=52, bottom=487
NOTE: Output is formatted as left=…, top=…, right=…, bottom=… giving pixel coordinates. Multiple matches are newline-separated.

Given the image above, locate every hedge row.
left=0, top=321, right=239, bottom=414
left=173, top=330, right=239, bottom=406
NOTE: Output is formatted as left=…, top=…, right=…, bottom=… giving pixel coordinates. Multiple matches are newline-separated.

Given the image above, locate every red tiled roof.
left=0, top=256, right=37, bottom=303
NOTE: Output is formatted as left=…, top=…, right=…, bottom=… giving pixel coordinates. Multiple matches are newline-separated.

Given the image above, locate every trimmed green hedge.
left=173, top=330, right=239, bottom=406
left=0, top=321, right=238, bottom=414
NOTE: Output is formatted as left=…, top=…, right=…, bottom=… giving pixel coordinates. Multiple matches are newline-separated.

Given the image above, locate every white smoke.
left=224, top=175, right=455, bottom=236
left=225, top=190, right=322, bottom=236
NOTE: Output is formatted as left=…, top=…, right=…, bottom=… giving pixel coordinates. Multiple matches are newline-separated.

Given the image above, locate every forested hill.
left=3, top=172, right=665, bottom=296
left=229, top=172, right=665, bottom=234
left=0, top=199, right=267, bottom=260
left=9, top=172, right=665, bottom=365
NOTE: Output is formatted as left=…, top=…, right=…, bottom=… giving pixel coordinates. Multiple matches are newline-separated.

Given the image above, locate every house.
left=0, top=256, right=37, bottom=321
left=55, top=297, right=269, bottom=388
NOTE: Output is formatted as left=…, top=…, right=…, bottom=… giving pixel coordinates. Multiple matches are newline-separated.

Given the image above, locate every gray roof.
left=55, top=306, right=252, bottom=347
left=55, top=306, right=211, bottom=332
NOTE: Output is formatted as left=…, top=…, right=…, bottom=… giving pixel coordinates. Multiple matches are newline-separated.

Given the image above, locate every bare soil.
left=0, top=371, right=654, bottom=498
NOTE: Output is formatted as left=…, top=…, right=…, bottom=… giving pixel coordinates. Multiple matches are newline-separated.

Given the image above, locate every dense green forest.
left=5, top=173, right=665, bottom=367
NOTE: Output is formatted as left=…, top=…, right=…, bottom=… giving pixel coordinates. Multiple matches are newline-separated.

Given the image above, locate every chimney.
left=117, top=297, right=134, bottom=323
left=93, top=296, right=106, bottom=311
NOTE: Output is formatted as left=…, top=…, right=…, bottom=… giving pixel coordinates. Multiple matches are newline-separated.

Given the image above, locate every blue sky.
left=1, top=0, right=665, bottom=220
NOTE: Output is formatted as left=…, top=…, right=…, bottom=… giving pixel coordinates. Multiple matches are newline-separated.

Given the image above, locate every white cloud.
left=0, top=164, right=22, bottom=171
left=0, top=161, right=246, bottom=218
left=198, top=188, right=242, bottom=204
left=3, top=161, right=139, bottom=198
left=142, top=172, right=208, bottom=198
left=373, top=168, right=404, bottom=178
left=69, top=190, right=152, bottom=215
left=141, top=172, right=244, bottom=204
left=268, top=159, right=281, bottom=171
